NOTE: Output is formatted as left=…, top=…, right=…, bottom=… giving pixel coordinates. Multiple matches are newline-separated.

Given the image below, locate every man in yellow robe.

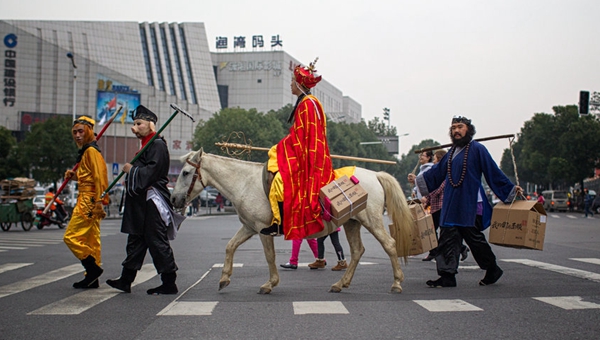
left=64, top=116, right=109, bottom=289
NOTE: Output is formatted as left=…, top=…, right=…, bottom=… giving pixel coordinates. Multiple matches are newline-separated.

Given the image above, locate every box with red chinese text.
left=489, top=200, right=546, bottom=250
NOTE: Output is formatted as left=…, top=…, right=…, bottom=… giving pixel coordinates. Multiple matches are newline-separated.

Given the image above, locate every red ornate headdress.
left=293, top=57, right=322, bottom=89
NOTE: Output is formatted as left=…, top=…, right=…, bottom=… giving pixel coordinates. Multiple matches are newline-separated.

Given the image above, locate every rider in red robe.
left=260, top=58, right=335, bottom=239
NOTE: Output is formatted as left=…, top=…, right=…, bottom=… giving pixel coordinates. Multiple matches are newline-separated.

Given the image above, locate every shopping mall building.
left=0, top=20, right=362, bottom=179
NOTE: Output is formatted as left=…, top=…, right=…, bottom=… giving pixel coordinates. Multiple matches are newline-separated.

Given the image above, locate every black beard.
left=452, top=134, right=472, bottom=147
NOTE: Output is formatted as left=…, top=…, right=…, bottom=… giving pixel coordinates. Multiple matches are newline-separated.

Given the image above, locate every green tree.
left=500, top=105, right=600, bottom=190
left=0, top=126, right=26, bottom=179
left=20, top=116, right=78, bottom=186
left=193, top=107, right=286, bottom=163
left=367, top=116, right=397, bottom=136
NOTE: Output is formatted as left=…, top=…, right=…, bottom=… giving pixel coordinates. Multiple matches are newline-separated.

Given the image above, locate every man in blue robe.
left=411, top=116, right=522, bottom=288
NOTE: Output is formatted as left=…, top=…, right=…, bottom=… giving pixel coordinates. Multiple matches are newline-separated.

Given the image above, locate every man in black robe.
left=106, top=105, right=179, bottom=295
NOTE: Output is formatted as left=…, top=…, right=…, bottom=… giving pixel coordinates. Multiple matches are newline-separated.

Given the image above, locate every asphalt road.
left=0, top=210, right=598, bottom=340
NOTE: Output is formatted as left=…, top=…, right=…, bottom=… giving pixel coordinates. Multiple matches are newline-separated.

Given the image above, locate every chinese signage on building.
left=215, top=34, right=282, bottom=50
left=3, top=33, right=17, bottom=107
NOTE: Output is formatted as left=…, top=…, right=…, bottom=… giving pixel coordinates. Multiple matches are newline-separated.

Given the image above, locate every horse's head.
left=171, top=148, right=205, bottom=210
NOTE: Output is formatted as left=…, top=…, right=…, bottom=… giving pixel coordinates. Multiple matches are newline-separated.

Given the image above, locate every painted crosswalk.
left=0, top=258, right=599, bottom=316
left=29, top=264, right=157, bottom=315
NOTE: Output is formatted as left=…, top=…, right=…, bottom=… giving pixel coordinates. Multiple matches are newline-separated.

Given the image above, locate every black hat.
left=132, top=105, right=158, bottom=123
left=451, top=115, right=471, bottom=125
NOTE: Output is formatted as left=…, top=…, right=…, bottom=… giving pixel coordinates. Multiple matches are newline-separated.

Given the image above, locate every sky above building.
left=3, top=0, right=600, bottom=163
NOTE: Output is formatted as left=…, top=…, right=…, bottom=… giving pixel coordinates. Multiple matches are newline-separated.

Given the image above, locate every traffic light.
left=579, top=91, right=589, bottom=114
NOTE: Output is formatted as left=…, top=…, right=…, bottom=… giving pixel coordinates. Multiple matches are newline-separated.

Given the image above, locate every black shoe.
left=280, top=263, right=298, bottom=269
left=73, top=277, right=99, bottom=289
left=147, top=272, right=178, bottom=295
left=147, top=284, right=178, bottom=295
left=422, top=253, right=434, bottom=261
left=426, top=275, right=457, bottom=288
left=106, top=278, right=132, bottom=293
left=74, top=256, right=103, bottom=289
left=260, top=223, right=282, bottom=236
left=460, top=247, right=470, bottom=261
left=479, top=265, right=503, bottom=286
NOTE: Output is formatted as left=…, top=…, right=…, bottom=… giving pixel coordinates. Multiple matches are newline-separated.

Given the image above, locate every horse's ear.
left=192, top=147, right=203, bottom=162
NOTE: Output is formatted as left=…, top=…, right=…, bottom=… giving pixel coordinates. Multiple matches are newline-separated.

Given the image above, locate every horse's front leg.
left=258, top=233, right=279, bottom=294
left=330, top=221, right=364, bottom=293
left=219, top=225, right=255, bottom=291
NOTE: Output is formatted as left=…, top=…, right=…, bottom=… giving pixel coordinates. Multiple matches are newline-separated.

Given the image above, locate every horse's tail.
left=376, top=171, right=412, bottom=263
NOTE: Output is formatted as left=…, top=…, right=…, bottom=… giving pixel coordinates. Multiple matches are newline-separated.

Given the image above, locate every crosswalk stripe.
left=571, top=258, right=600, bottom=265
left=502, top=259, right=600, bottom=283
left=0, top=239, right=61, bottom=244
left=566, top=215, right=577, bottom=219
left=28, top=264, right=157, bottom=315
left=212, top=263, right=244, bottom=268
left=0, top=264, right=82, bottom=299
left=550, top=214, right=560, bottom=218
left=533, top=296, right=600, bottom=310
left=0, top=263, right=33, bottom=274
left=0, top=246, right=28, bottom=250
left=0, top=242, right=43, bottom=247
left=159, top=301, right=218, bottom=316
left=293, top=301, right=349, bottom=314
left=413, top=299, right=483, bottom=312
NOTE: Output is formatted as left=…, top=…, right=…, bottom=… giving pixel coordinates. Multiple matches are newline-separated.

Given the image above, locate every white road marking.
left=0, top=263, right=33, bottom=274
left=550, top=214, right=560, bottom=219
left=566, top=215, right=577, bottom=219
left=503, top=259, right=600, bottom=283
left=159, top=301, right=218, bottom=316
left=28, top=264, right=157, bottom=315
left=0, top=264, right=82, bottom=299
left=413, top=299, right=483, bottom=312
left=533, top=296, right=600, bottom=310
left=0, top=242, right=43, bottom=247
left=0, top=246, right=28, bottom=250
left=212, top=263, right=244, bottom=268
left=293, top=301, right=349, bottom=315
left=570, top=258, right=600, bottom=265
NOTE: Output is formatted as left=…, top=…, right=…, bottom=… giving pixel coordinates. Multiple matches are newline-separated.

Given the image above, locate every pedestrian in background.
left=308, top=228, right=348, bottom=271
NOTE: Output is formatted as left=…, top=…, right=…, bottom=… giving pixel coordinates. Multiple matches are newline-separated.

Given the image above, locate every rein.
left=185, top=157, right=206, bottom=202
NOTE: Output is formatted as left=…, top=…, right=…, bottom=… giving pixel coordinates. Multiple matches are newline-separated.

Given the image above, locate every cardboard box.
left=321, top=181, right=368, bottom=226
left=407, top=199, right=427, bottom=220
left=319, top=175, right=357, bottom=202
left=389, top=203, right=438, bottom=256
left=489, top=200, right=546, bottom=250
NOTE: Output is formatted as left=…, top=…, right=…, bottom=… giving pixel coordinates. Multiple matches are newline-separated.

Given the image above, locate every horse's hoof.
left=390, top=286, right=403, bottom=294
left=218, top=280, right=230, bottom=291
left=329, top=286, right=342, bottom=293
left=258, top=287, right=272, bottom=294
left=342, top=283, right=350, bottom=288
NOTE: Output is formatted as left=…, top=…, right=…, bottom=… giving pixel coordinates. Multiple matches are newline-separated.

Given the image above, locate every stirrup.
left=260, top=224, right=282, bottom=236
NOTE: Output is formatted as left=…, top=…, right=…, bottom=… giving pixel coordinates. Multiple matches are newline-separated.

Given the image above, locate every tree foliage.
left=0, top=126, right=26, bottom=179
left=500, top=105, right=600, bottom=190
left=19, top=116, right=78, bottom=186
left=367, top=116, right=397, bottom=136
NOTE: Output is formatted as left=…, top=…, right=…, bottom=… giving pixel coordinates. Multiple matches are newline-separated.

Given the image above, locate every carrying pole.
left=413, top=134, right=515, bottom=154
left=215, top=142, right=397, bottom=165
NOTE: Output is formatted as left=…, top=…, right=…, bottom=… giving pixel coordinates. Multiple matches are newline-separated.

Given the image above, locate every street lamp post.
left=398, top=133, right=409, bottom=156
left=66, top=52, right=77, bottom=121
left=66, top=52, right=78, bottom=208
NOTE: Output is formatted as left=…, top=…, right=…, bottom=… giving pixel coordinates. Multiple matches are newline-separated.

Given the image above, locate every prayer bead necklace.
left=447, top=142, right=471, bottom=188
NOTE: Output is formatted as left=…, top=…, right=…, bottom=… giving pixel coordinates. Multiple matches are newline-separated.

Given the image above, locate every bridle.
left=185, top=156, right=206, bottom=202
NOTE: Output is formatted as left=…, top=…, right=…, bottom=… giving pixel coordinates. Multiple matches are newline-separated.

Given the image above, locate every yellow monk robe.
left=63, top=145, right=109, bottom=266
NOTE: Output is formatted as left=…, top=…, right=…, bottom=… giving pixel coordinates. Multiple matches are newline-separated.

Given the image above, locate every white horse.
left=171, top=149, right=413, bottom=294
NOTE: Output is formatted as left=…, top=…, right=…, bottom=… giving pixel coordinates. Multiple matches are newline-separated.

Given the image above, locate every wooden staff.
left=215, top=142, right=397, bottom=165
left=413, top=134, right=515, bottom=154
left=43, top=107, right=122, bottom=214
